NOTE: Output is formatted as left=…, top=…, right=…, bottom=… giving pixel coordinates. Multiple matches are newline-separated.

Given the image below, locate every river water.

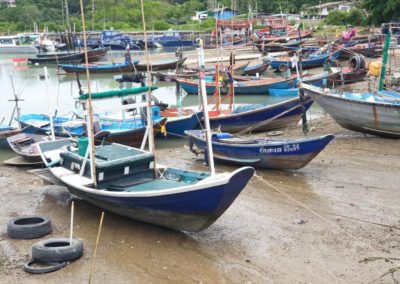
left=0, top=50, right=293, bottom=157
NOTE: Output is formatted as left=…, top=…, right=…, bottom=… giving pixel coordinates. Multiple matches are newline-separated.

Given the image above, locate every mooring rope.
left=253, top=173, right=400, bottom=269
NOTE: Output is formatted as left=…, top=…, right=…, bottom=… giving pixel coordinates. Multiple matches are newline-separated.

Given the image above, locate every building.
left=192, top=8, right=237, bottom=21
left=1, top=0, right=16, bottom=7
left=303, top=1, right=355, bottom=18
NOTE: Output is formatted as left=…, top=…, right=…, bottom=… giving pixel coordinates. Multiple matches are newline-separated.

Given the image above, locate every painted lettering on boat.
left=259, top=144, right=300, bottom=154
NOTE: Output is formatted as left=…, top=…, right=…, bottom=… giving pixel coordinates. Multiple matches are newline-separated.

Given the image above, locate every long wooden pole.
left=197, top=40, right=215, bottom=174
left=79, top=0, right=97, bottom=188
left=88, top=212, right=105, bottom=284
left=139, top=0, right=156, bottom=159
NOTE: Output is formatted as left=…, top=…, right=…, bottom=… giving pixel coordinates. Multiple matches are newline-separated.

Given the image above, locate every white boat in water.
left=0, top=35, right=38, bottom=53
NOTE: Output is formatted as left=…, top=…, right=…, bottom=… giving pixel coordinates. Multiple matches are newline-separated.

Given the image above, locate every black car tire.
left=23, top=260, right=67, bottom=274
left=32, top=238, right=84, bottom=262
left=7, top=216, right=52, bottom=239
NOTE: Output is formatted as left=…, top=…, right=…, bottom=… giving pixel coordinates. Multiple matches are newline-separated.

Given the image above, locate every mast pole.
left=197, top=39, right=215, bottom=174
left=79, top=0, right=97, bottom=188
left=139, top=0, right=156, bottom=159
left=44, top=67, right=55, bottom=141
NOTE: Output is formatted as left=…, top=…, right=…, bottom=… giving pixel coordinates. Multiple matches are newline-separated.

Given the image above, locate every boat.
left=268, top=69, right=343, bottom=96
left=269, top=88, right=299, bottom=97
left=28, top=48, right=108, bottom=64
left=240, top=62, right=269, bottom=76
left=254, top=25, right=313, bottom=44
left=134, top=57, right=186, bottom=71
left=36, top=30, right=254, bottom=232
left=154, top=31, right=194, bottom=47
left=99, top=30, right=142, bottom=50
left=207, top=96, right=313, bottom=132
left=177, top=76, right=297, bottom=95
left=37, top=139, right=254, bottom=231
left=0, top=124, right=20, bottom=148
left=15, top=114, right=86, bottom=137
left=268, top=49, right=342, bottom=70
left=58, top=61, right=138, bottom=74
left=5, top=131, right=51, bottom=166
left=186, top=130, right=334, bottom=170
left=16, top=109, right=167, bottom=147
left=256, top=40, right=305, bottom=53
left=301, top=83, right=400, bottom=138
left=341, top=44, right=382, bottom=59
left=0, top=35, right=38, bottom=53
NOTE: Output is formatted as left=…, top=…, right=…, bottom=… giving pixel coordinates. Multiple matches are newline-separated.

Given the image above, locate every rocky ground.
left=0, top=112, right=399, bottom=283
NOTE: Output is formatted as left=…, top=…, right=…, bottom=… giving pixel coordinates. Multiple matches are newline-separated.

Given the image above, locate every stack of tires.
left=7, top=216, right=84, bottom=274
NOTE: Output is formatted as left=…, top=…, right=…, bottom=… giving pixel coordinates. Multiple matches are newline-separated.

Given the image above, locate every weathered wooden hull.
left=187, top=130, right=334, bottom=170
left=59, top=63, right=134, bottom=74
left=135, top=58, right=186, bottom=71
left=178, top=77, right=296, bottom=95
left=302, top=84, right=400, bottom=138
left=208, top=96, right=313, bottom=132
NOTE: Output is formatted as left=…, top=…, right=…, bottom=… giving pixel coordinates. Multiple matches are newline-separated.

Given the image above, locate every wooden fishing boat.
left=177, top=76, right=297, bottom=95
left=30, top=48, right=108, bottom=64
left=0, top=124, right=20, bottom=148
left=37, top=139, right=254, bottom=231
left=268, top=50, right=342, bottom=70
left=155, top=110, right=203, bottom=137
left=37, top=19, right=255, bottom=232
left=207, top=96, right=313, bottom=132
left=29, top=52, right=84, bottom=64
left=58, top=58, right=139, bottom=74
left=240, top=62, right=269, bottom=76
left=16, top=112, right=166, bottom=147
left=16, top=114, right=86, bottom=137
left=340, top=45, right=382, bottom=59
left=98, top=117, right=167, bottom=147
left=5, top=132, right=51, bottom=166
left=254, top=26, right=312, bottom=44
left=134, top=57, right=186, bottom=71
left=301, top=83, right=400, bottom=138
left=255, top=40, right=305, bottom=53
left=186, top=130, right=334, bottom=170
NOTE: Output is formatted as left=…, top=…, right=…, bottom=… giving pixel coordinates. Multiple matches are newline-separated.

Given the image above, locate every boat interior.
left=56, top=142, right=210, bottom=192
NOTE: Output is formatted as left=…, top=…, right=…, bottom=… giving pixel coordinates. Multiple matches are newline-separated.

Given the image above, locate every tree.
left=362, top=0, right=400, bottom=24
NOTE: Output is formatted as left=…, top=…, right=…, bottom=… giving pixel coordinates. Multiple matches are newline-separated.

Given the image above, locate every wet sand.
left=1, top=113, right=400, bottom=283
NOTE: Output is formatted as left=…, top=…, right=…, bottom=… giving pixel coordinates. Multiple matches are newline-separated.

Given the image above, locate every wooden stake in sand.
left=88, top=211, right=105, bottom=284
left=69, top=201, right=74, bottom=245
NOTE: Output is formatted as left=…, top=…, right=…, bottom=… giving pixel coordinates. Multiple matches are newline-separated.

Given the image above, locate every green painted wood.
left=379, top=32, right=391, bottom=91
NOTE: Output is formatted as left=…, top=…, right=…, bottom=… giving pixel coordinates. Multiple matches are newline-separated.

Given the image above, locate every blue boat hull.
left=208, top=97, right=313, bottom=132
left=159, top=40, right=194, bottom=47
left=178, top=78, right=296, bottom=95
left=17, top=114, right=86, bottom=137
left=269, top=88, right=299, bottom=97
left=187, top=131, right=334, bottom=170
left=156, top=112, right=203, bottom=138
left=65, top=167, right=255, bottom=231
left=270, top=51, right=342, bottom=70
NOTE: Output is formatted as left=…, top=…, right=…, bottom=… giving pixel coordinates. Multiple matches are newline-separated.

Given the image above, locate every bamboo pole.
left=88, top=212, right=105, bottom=284
left=139, top=0, right=156, bottom=162
left=79, top=0, right=97, bottom=188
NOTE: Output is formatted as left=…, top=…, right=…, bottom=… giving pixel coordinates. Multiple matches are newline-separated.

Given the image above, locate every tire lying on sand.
left=7, top=216, right=52, bottom=239
left=23, top=260, right=67, bottom=274
left=32, top=238, right=84, bottom=262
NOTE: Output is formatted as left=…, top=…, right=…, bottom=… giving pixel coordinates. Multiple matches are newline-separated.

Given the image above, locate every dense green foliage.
left=324, top=9, right=368, bottom=27
left=0, top=0, right=398, bottom=33
left=362, top=0, right=400, bottom=25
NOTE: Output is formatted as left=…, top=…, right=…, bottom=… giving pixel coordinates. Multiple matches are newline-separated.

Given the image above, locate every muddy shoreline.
left=1, top=112, right=399, bottom=283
